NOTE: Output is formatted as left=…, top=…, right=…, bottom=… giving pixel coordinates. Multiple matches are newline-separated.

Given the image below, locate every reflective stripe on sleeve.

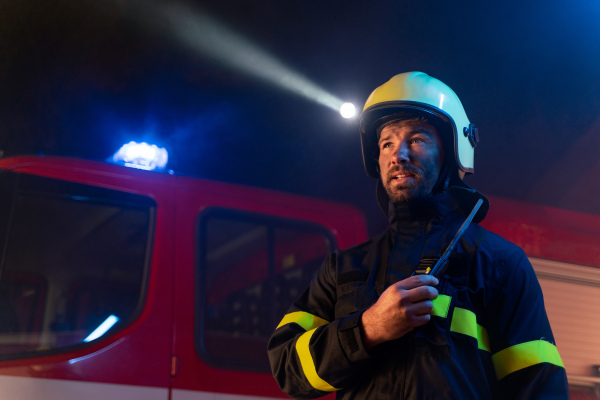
left=276, top=311, right=330, bottom=331
left=295, top=328, right=339, bottom=392
left=431, top=294, right=451, bottom=318
left=492, top=340, right=564, bottom=380
left=450, top=307, right=490, bottom=352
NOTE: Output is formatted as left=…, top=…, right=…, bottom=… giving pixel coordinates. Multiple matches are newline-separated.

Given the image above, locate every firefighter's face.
left=378, top=120, right=443, bottom=203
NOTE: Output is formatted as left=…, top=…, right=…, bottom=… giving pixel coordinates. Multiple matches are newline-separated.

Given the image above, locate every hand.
left=361, top=275, right=439, bottom=349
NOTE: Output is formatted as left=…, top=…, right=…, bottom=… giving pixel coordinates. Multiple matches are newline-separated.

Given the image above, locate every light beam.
left=158, top=3, right=348, bottom=113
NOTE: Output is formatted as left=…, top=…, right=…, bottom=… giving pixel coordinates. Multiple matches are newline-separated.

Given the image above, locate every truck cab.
left=0, top=155, right=367, bottom=399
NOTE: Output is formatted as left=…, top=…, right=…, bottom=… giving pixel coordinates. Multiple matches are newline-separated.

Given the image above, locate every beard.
left=383, top=164, right=438, bottom=204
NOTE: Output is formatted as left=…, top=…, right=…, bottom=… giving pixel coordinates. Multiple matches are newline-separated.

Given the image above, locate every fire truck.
left=0, top=155, right=597, bottom=399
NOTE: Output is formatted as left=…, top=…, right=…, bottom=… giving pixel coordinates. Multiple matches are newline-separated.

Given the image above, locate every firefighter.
left=268, top=72, right=568, bottom=399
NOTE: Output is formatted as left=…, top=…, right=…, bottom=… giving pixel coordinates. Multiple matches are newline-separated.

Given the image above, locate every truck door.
left=170, top=186, right=340, bottom=399
left=0, top=169, right=172, bottom=399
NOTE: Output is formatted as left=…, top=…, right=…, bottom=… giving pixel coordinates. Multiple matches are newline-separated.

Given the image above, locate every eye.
left=410, top=137, right=426, bottom=144
left=381, top=142, right=392, bottom=149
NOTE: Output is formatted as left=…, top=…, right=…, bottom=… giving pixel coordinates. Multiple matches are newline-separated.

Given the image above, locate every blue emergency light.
left=111, top=141, right=169, bottom=171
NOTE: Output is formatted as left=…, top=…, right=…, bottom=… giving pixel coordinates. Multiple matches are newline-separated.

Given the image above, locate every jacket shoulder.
left=463, top=223, right=534, bottom=296
left=338, top=229, right=389, bottom=256
left=332, top=229, right=391, bottom=278
left=466, top=222, right=527, bottom=263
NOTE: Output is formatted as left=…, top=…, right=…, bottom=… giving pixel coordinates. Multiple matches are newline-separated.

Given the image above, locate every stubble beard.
left=383, top=165, right=436, bottom=204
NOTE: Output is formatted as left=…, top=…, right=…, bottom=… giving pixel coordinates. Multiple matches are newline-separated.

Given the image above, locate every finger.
left=409, top=299, right=435, bottom=315
left=400, top=285, right=439, bottom=304
left=395, top=274, right=439, bottom=290
left=395, top=287, right=437, bottom=312
left=405, top=312, right=431, bottom=328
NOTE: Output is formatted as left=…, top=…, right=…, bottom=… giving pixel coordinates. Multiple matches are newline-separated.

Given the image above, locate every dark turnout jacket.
left=268, top=191, right=568, bottom=399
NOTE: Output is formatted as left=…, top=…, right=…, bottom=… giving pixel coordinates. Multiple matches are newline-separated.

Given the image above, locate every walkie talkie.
left=412, top=199, right=483, bottom=279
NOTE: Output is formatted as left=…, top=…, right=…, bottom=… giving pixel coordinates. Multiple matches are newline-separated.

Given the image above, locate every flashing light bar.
left=84, top=315, right=119, bottom=342
left=112, top=141, right=169, bottom=171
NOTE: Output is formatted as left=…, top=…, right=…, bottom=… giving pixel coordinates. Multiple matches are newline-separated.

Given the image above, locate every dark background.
left=2, top=0, right=599, bottom=235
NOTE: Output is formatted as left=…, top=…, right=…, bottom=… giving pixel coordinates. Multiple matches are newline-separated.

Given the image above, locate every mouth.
left=392, top=173, right=415, bottom=180
left=386, top=168, right=420, bottom=187
left=390, top=174, right=416, bottom=186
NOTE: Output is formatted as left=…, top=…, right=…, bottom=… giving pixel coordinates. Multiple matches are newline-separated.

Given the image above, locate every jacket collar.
left=385, top=185, right=489, bottom=236
left=387, top=192, right=456, bottom=236
left=377, top=178, right=489, bottom=225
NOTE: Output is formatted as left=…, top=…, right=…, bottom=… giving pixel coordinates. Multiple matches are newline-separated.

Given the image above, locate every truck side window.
left=197, top=209, right=336, bottom=372
left=0, top=172, right=154, bottom=359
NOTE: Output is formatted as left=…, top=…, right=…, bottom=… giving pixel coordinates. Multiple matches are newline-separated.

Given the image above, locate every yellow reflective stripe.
left=296, top=328, right=339, bottom=392
left=450, top=307, right=490, bottom=352
left=492, top=340, right=564, bottom=380
left=431, top=294, right=451, bottom=318
left=276, top=311, right=330, bottom=331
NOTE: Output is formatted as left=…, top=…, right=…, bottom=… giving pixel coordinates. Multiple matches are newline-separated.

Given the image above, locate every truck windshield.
left=0, top=172, right=154, bottom=359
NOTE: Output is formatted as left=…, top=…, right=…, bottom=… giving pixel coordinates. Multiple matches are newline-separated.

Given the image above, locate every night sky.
left=2, top=0, right=600, bottom=235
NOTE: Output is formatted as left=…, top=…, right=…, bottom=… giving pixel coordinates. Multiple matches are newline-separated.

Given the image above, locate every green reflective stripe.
left=431, top=295, right=451, bottom=318
left=276, top=311, right=330, bottom=331
left=476, top=324, right=490, bottom=352
left=450, top=307, right=490, bottom=352
left=492, top=340, right=564, bottom=380
left=296, top=328, right=339, bottom=392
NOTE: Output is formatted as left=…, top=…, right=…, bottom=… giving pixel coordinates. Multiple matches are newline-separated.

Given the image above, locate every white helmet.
left=359, top=72, right=487, bottom=221
left=359, top=71, right=478, bottom=180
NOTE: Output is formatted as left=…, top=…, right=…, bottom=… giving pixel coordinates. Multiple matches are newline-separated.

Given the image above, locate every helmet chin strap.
left=433, top=164, right=452, bottom=195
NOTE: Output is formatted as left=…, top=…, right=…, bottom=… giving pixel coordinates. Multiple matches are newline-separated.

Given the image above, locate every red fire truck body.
left=0, top=156, right=366, bottom=399
left=0, top=156, right=597, bottom=399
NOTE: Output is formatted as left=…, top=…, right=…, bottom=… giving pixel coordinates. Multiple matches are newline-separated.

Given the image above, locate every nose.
left=393, top=142, right=410, bottom=164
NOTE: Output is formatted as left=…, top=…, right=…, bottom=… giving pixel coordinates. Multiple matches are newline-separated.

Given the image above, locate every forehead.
left=378, top=120, right=439, bottom=143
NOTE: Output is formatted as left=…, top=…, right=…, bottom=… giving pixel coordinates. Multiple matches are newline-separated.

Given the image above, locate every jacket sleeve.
left=486, top=246, right=569, bottom=399
left=267, top=252, right=373, bottom=399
